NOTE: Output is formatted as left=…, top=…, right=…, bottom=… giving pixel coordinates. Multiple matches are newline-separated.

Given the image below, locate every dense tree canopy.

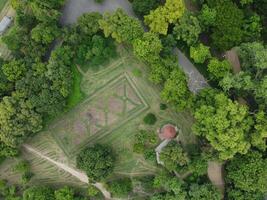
left=226, top=150, right=267, bottom=193
left=190, top=43, right=211, bottom=64
left=99, top=9, right=143, bottom=43
left=193, top=92, right=252, bottom=160
left=132, top=0, right=160, bottom=17
left=188, top=183, right=221, bottom=200
left=144, top=0, right=185, bottom=35
left=76, top=144, right=115, bottom=181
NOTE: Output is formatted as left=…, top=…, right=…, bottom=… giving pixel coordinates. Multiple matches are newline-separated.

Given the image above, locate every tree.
left=198, top=4, right=217, bottom=29
left=144, top=0, right=185, bottom=35
left=99, top=9, right=143, bottom=43
left=242, top=14, right=262, bottom=42
left=108, top=178, right=133, bottom=197
left=132, top=0, right=160, bottom=17
left=227, top=188, right=265, bottom=200
left=226, top=150, right=267, bottom=193
left=207, top=0, right=244, bottom=50
left=23, top=186, right=54, bottom=200
left=193, top=93, right=253, bottom=160
left=188, top=183, right=221, bottom=200
left=161, top=68, right=193, bottom=110
left=77, top=12, right=102, bottom=36
left=31, top=22, right=60, bottom=45
left=2, top=59, right=27, bottom=82
left=173, top=12, right=202, bottom=45
left=159, top=141, right=189, bottom=172
left=133, top=32, right=162, bottom=64
left=76, top=144, right=115, bottom=181
left=207, top=58, right=231, bottom=80
left=143, top=113, right=157, bottom=125
left=55, top=186, right=74, bottom=200
left=251, top=111, right=267, bottom=151
left=190, top=43, right=211, bottom=64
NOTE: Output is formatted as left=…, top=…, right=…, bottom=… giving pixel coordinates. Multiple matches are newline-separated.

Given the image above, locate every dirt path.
left=208, top=161, right=225, bottom=197
left=23, top=144, right=112, bottom=199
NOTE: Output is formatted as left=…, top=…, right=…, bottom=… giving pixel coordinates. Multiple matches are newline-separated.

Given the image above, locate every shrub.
left=160, top=103, right=167, bottom=110
left=108, top=178, right=133, bottom=197
left=143, top=113, right=157, bottom=125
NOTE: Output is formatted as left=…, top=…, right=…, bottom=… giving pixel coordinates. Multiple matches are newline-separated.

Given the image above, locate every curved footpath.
left=23, top=145, right=112, bottom=199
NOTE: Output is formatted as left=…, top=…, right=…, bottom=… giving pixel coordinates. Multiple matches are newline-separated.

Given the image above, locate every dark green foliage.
left=13, top=160, right=33, bottom=184
left=226, top=187, right=265, bottom=200
left=226, top=150, right=267, bottom=193
left=159, top=103, right=167, bottom=110
left=206, top=0, right=244, bottom=50
left=77, top=12, right=102, bottom=36
left=188, top=183, right=221, bottom=200
left=23, top=186, right=54, bottom=200
left=143, top=113, right=157, bottom=125
left=76, top=144, right=115, bottom=181
left=54, top=186, right=74, bottom=200
left=132, top=0, right=160, bottom=17
left=95, top=0, right=104, bottom=3
left=160, top=34, right=177, bottom=58
left=108, top=178, right=133, bottom=197
left=159, top=141, right=189, bottom=172
left=133, top=130, right=158, bottom=154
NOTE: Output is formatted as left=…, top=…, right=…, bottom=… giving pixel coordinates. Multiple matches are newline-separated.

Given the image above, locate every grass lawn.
left=0, top=0, right=7, bottom=12
left=0, top=46, right=196, bottom=196
left=66, top=64, right=85, bottom=109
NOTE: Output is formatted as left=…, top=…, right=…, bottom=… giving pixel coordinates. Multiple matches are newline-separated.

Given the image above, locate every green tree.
left=132, top=0, right=160, bottom=17
left=108, top=178, right=133, bottom=197
left=193, top=93, right=253, bottom=160
left=161, top=68, right=193, bottom=110
left=133, top=32, right=162, bottom=64
left=207, top=58, right=231, bottom=80
left=188, top=183, right=221, bottom=200
left=226, top=188, right=265, bottom=200
left=251, top=111, right=267, bottom=151
left=2, top=59, right=27, bottom=82
left=143, top=113, right=157, bottom=125
left=99, top=9, right=143, bottom=43
left=198, top=4, right=217, bottom=29
left=55, top=186, right=74, bottom=200
left=159, top=141, right=189, bottom=172
left=226, top=150, right=267, bottom=193
left=173, top=12, right=202, bottom=45
left=77, top=12, right=102, bottom=36
left=190, top=43, right=211, bottom=64
left=144, top=0, right=185, bottom=35
left=76, top=144, right=115, bottom=181
left=23, top=186, right=54, bottom=200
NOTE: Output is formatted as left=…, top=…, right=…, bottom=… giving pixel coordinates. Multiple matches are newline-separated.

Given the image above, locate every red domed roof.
left=159, top=124, right=177, bottom=140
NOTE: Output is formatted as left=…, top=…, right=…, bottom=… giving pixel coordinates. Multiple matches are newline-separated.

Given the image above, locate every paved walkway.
left=208, top=161, right=225, bottom=198
left=61, top=0, right=135, bottom=25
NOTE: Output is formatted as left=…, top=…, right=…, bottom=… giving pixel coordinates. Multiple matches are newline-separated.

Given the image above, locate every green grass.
left=0, top=0, right=7, bottom=12
left=0, top=46, right=196, bottom=195
left=66, top=65, right=85, bottom=109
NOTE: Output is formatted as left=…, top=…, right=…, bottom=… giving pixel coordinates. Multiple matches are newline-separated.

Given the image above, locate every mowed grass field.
left=0, top=46, right=195, bottom=189
left=0, top=0, right=7, bottom=12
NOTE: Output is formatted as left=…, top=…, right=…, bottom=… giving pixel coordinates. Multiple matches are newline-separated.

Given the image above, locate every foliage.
left=226, top=150, right=267, bottom=193
left=161, top=68, right=193, bottom=110
left=190, top=43, right=211, bottom=64
left=207, top=58, right=231, bottom=80
left=198, top=4, right=217, bottom=29
left=132, top=0, right=160, bottom=17
left=143, top=113, right=157, bottom=125
left=99, top=8, right=143, bottom=43
left=160, top=34, right=177, bottom=57
left=108, top=178, right=133, bottom=197
left=159, top=141, right=189, bottom=172
left=207, top=0, right=244, bottom=50
left=226, top=187, right=265, bottom=200
left=54, top=186, right=74, bottom=200
left=2, top=59, right=27, bottom=82
left=193, top=93, right=253, bottom=160
left=13, top=160, right=33, bottom=184
left=173, top=12, right=202, bottom=46
left=77, top=12, right=102, bottom=36
left=87, top=185, right=99, bottom=197
left=23, top=186, right=54, bottom=200
left=133, top=130, right=158, bottom=154
left=76, top=144, right=115, bottom=181
left=188, top=183, right=221, bottom=200
left=144, top=0, right=185, bottom=35
left=160, top=103, right=167, bottom=110
left=133, top=32, right=162, bottom=64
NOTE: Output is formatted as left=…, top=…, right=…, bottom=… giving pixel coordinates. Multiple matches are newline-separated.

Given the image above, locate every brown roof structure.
left=159, top=124, right=177, bottom=140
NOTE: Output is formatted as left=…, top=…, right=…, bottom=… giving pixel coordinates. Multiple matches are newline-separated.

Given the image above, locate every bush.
left=160, top=103, right=167, bottom=110
left=143, top=113, right=157, bottom=125
left=108, top=178, right=133, bottom=197
left=88, top=185, right=99, bottom=197
left=95, top=0, right=104, bottom=3
left=76, top=144, right=115, bottom=181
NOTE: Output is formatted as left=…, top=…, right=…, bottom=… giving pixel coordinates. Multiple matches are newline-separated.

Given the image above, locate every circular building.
left=158, top=124, right=177, bottom=140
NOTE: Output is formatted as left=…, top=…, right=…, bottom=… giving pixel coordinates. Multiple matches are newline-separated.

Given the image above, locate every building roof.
left=159, top=124, right=177, bottom=140
left=0, top=16, right=12, bottom=33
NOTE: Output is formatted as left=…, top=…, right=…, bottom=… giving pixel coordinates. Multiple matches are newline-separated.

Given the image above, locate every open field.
left=0, top=46, right=195, bottom=190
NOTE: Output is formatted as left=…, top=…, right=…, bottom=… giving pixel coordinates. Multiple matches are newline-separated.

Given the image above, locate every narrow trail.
left=208, top=161, right=225, bottom=198
left=23, top=144, right=112, bottom=199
